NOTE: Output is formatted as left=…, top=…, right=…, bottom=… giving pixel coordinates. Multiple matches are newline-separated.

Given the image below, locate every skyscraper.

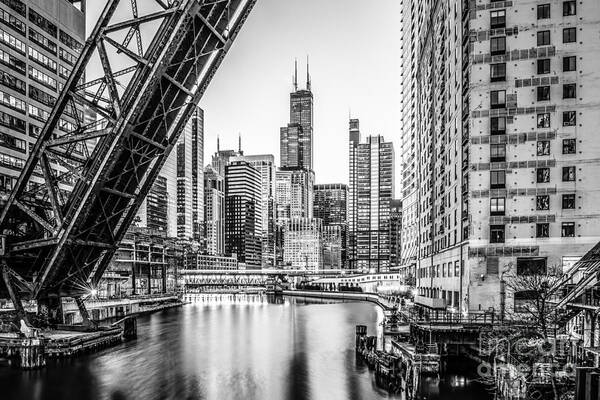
left=389, top=199, right=403, bottom=272
left=400, top=0, right=600, bottom=313
left=225, top=160, right=262, bottom=268
left=348, top=119, right=394, bottom=272
left=136, top=107, right=204, bottom=241
left=0, top=0, right=86, bottom=195
left=280, top=59, right=313, bottom=171
left=314, top=184, right=348, bottom=269
left=203, top=165, right=224, bottom=255
left=211, top=135, right=243, bottom=176
left=231, top=154, right=276, bottom=267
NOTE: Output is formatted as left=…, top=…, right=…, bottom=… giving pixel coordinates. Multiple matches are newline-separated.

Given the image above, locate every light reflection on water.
left=2, top=294, right=489, bottom=400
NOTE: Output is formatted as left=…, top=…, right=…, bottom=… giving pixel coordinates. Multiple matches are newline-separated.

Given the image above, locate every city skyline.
left=84, top=0, right=402, bottom=193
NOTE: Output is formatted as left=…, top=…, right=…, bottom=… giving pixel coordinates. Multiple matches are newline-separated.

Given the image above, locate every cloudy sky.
left=86, top=0, right=401, bottom=192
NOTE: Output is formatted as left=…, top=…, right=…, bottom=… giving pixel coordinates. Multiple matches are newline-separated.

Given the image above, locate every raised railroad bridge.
left=0, top=0, right=256, bottom=324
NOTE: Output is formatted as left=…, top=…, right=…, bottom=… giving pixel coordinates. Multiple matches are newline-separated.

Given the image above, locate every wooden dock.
left=0, top=326, right=126, bottom=369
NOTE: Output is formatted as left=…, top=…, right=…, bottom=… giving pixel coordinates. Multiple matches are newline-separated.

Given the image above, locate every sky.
left=85, top=0, right=402, bottom=192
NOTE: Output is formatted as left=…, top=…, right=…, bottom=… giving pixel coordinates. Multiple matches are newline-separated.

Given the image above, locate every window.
left=0, top=89, right=25, bottom=113
left=58, top=64, right=71, bottom=80
left=490, top=63, right=506, bottom=82
left=517, top=257, right=547, bottom=275
left=490, top=10, right=506, bottom=29
left=491, top=117, right=506, bottom=135
left=0, top=48, right=25, bottom=75
left=563, top=83, right=576, bottom=99
left=536, top=223, right=549, bottom=238
left=561, top=222, right=575, bottom=237
left=29, top=85, right=56, bottom=108
left=563, top=139, right=576, bottom=154
left=537, top=168, right=550, bottom=183
left=490, top=225, right=505, bottom=243
left=59, top=30, right=83, bottom=52
left=562, top=166, right=576, bottom=181
left=537, top=59, right=550, bottom=75
left=490, top=144, right=506, bottom=162
left=0, top=132, right=25, bottom=152
left=490, top=170, right=506, bottom=189
left=29, top=9, right=57, bottom=37
left=563, top=111, right=576, bottom=126
left=537, top=31, right=550, bottom=46
left=28, top=66, right=57, bottom=90
left=0, top=110, right=25, bottom=133
left=28, top=47, right=57, bottom=72
left=537, top=113, right=551, bottom=128
left=537, top=4, right=551, bottom=19
left=537, top=86, right=550, bottom=101
left=537, top=140, right=551, bottom=156
left=0, top=70, right=25, bottom=94
left=490, top=37, right=506, bottom=55
left=563, top=56, right=576, bottom=72
left=490, top=197, right=505, bottom=216
left=563, top=28, right=576, bottom=43
left=29, top=28, right=57, bottom=55
left=536, top=195, right=550, bottom=211
left=491, top=90, right=506, bottom=109
left=59, top=48, right=77, bottom=66
left=0, top=7, right=26, bottom=35
left=562, top=194, right=576, bottom=209
left=0, top=27, right=26, bottom=53
left=563, top=1, right=576, bottom=16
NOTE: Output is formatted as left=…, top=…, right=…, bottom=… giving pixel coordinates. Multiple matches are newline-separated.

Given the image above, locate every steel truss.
left=0, top=0, right=256, bottom=319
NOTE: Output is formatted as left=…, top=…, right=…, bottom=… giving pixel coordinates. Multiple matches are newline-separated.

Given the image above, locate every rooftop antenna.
left=238, top=132, right=242, bottom=153
left=306, top=55, right=311, bottom=91
left=293, top=58, right=298, bottom=91
left=217, top=135, right=220, bottom=152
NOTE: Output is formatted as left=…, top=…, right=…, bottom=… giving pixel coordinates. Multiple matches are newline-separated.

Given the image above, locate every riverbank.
left=0, top=294, right=186, bottom=369
left=282, top=289, right=397, bottom=311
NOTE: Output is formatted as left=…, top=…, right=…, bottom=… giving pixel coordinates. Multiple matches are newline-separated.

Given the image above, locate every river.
left=2, top=294, right=491, bottom=400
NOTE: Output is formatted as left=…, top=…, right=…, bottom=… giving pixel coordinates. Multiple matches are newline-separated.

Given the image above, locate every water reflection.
left=1, top=294, right=487, bottom=400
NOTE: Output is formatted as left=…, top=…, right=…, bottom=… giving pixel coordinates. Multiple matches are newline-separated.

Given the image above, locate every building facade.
left=314, top=183, right=348, bottom=268
left=136, top=107, right=204, bottom=241
left=203, top=165, right=224, bottom=255
left=401, top=0, right=600, bottom=313
left=283, top=217, right=323, bottom=271
left=225, top=160, right=262, bottom=268
left=0, top=0, right=86, bottom=195
left=390, top=199, right=405, bottom=276
left=231, top=154, right=276, bottom=267
left=348, top=120, right=394, bottom=272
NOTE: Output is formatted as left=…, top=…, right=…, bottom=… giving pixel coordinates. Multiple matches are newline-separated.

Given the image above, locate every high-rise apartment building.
left=0, top=0, right=86, bottom=196
left=348, top=120, right=394, bottom=272
left=137, top=107, right=204, bottom=241
left=401, top=0, right=600, bottom=313
left=390, top=199, right=403, bottom=273
left=314, top=183, right=348, bottom=268
left=225, top=160, right=262, bottom=268
left=203, top=165, right=224, bottom=256
left=231, top=154, right=276, bottom=267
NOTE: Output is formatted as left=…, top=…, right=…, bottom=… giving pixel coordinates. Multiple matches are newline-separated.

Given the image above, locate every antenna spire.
left=217, top=135, right=220, bottom=152
left=238, top=132, right=242, bottom=153
left=306, top=55, right=311, bottom=91
left=293, top=58, right=298, bottom=91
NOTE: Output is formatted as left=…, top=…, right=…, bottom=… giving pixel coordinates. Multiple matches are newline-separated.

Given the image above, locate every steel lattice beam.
left=0, top=0, right=257, bottom=303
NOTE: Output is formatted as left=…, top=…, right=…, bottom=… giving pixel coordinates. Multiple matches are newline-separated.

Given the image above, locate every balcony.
left=414, top=295, right=447, bottom=309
